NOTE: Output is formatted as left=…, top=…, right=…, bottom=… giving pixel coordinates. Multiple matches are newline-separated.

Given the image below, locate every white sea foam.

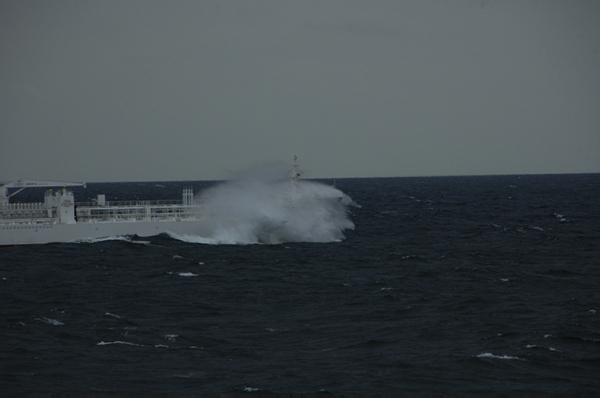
left=97, top=341, right=142, bottom=346
left=526, top=345, right=559, bottom=352
left=477, top=353, right=525, bottom=361
left=175, top=162, right=357, bottom=245
left=36, top=317, right=64, bottom=326
left=554, top=213, right=568, bottom=222
left=72, top=235, right=150, bottom=245
left=166, top=231, right=219, bottom=245
left=164, top=334, right=179, bottom=342
left=177, top=272, right=198, bottom=277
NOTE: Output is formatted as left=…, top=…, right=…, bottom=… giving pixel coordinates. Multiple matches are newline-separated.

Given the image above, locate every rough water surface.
left=1, top=174, right=599, bottom=394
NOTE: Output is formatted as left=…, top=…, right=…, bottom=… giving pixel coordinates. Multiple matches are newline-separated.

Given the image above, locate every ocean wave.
left=97, top=341, right=142, bottom=346
left=71, top=235, right=151, bottom=245
left=476, top=353, right=525, bottom=361
left=164, top=166, right=356, bottom=245
left=176, top=272, right=198, bottom=277
left=35, top=317, right=64, bottom=326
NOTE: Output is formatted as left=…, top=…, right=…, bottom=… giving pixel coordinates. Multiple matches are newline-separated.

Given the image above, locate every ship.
left=0, top=157, right=348, bottom=246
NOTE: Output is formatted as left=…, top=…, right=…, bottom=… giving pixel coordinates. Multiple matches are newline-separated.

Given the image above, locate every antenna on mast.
left=292, top=155, right=300, bottom=191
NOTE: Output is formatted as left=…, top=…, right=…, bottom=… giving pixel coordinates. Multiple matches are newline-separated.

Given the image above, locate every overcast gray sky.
left=1, top=0, right=599, bottom=182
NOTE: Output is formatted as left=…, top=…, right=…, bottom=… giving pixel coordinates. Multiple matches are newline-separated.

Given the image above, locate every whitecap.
left=166, top=231, right=221, bottom=245
left=104, top=312, right=121, bottom=318
left=526, top=345, right=559, bottom=352
left=164, top=334, right=179, bottom=342
left=71, top=235, right=150, bottom=245
left=476, top=353, right=525, bottom=361
left=554, top=213, right=568, bottom=222
left=177, top=272, right=198, bottom=277
left=172, top=372, right=200, bottom=378
left=97, top=341, right=142, bottom=346
left=36, top=317, right=64, bottom=326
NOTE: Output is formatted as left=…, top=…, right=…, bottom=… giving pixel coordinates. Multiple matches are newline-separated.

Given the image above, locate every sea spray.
left=191, top=161, right=357, bottom=244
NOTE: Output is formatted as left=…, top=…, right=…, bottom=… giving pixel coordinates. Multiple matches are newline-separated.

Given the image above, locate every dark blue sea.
left=2, top=174, right=599, bottom=394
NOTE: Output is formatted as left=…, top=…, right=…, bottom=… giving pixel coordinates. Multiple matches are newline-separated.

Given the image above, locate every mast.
left=292, top=155, right=300, bottom=193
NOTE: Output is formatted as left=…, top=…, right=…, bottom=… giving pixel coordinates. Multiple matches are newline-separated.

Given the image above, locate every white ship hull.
left=0, top=218, right=213, bottom=246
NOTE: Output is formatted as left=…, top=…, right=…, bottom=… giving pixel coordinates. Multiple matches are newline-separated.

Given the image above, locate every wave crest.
left=185, top=163, right=357, bottom=245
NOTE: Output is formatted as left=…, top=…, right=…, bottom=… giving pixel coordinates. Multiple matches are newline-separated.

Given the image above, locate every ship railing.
left=75, top=199, right=186, bottom=207
left=76, top=199, right=209, bottom=207
left=1, top=202, right=46, bottom=210
left=75, top=203, right=202, bottom=222
left=0, top=203, right=54, bottom=222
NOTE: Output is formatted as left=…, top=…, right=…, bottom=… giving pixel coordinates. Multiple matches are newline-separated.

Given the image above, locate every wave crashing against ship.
left=0, top=158, right=358, bottom=246
left=178, top=160, right=358, bottom=245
